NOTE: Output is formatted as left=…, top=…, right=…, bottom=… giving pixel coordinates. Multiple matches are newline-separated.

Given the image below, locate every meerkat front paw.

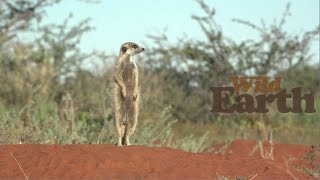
left=121, top=88, right=127, bottom=99
left=133, top=93, right=138, bottom=100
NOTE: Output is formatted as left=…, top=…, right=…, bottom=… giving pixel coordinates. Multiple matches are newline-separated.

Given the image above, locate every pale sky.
left=41, top=0, right=319, bottom=62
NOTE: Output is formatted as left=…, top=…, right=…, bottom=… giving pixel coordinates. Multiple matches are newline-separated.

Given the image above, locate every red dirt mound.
left=0, top=140, right=318, bottom=180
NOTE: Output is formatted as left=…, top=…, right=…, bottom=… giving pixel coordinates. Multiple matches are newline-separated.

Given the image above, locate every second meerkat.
left=114, top=42, right=144, bottom=146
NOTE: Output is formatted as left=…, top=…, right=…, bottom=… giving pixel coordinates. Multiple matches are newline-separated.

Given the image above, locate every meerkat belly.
left=122, top=62, right=136, bottom=95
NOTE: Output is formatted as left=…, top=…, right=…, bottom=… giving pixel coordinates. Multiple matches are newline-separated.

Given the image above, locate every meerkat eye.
left=132, top=45, right=138, bottom=49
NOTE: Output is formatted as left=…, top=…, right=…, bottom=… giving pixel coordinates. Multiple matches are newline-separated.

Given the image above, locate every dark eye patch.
left=132, top=44, right=138, bottom=49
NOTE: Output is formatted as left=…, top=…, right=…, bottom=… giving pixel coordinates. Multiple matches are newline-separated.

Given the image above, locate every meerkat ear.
left=121, top=47, right=127, bottom=53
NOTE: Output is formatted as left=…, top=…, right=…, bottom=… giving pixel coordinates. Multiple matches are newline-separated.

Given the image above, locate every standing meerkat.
left=114, top=42, right=144, bottom=146
left=58, top=91, right=76, bottom=133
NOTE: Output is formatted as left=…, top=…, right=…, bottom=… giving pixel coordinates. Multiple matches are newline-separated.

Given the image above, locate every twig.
left=247, top=173, right=258, bottom=180
left=10, top=152, right=29, bottom=180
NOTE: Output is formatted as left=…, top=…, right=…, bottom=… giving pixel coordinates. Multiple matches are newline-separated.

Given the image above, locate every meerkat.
left=58, top=91, right=76, bottom=133
left=113, top=42, right=144, bottom=146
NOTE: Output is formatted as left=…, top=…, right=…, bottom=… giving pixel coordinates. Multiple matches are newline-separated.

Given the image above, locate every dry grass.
left=248, top=130, right=274, bottom=160
left=216, top=172, right=230, bottom=180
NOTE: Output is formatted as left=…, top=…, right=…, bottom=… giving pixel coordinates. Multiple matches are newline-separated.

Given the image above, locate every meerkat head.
left=119, top=42, right=145, bottom=56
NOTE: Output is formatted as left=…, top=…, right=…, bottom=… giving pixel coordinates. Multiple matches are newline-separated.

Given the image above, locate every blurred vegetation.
left=0, top=0, right=319, bottom=152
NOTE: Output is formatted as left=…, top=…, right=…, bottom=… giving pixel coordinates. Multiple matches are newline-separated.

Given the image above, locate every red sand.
left=0, top=140, right=318, bottom=180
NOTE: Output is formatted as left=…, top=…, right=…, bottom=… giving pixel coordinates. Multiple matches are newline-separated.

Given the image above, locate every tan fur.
left=113, top=42, right=144, bottom=146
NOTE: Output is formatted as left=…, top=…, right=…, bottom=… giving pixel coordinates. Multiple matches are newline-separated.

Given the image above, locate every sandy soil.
left=0, top=140, right=318, bottom=180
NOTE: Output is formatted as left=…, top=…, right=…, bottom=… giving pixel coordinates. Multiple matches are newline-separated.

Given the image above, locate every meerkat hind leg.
left=115, top=109, right=125, bottom=146
left=127, top=103, right=138, bottom=138
left=121, top=124, right=126, bottom=145
left=123, top=124, right=131, bottom=146
left=124, top=104, right=138, bottom=146
left=116, top=126, right=122, bottom=146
